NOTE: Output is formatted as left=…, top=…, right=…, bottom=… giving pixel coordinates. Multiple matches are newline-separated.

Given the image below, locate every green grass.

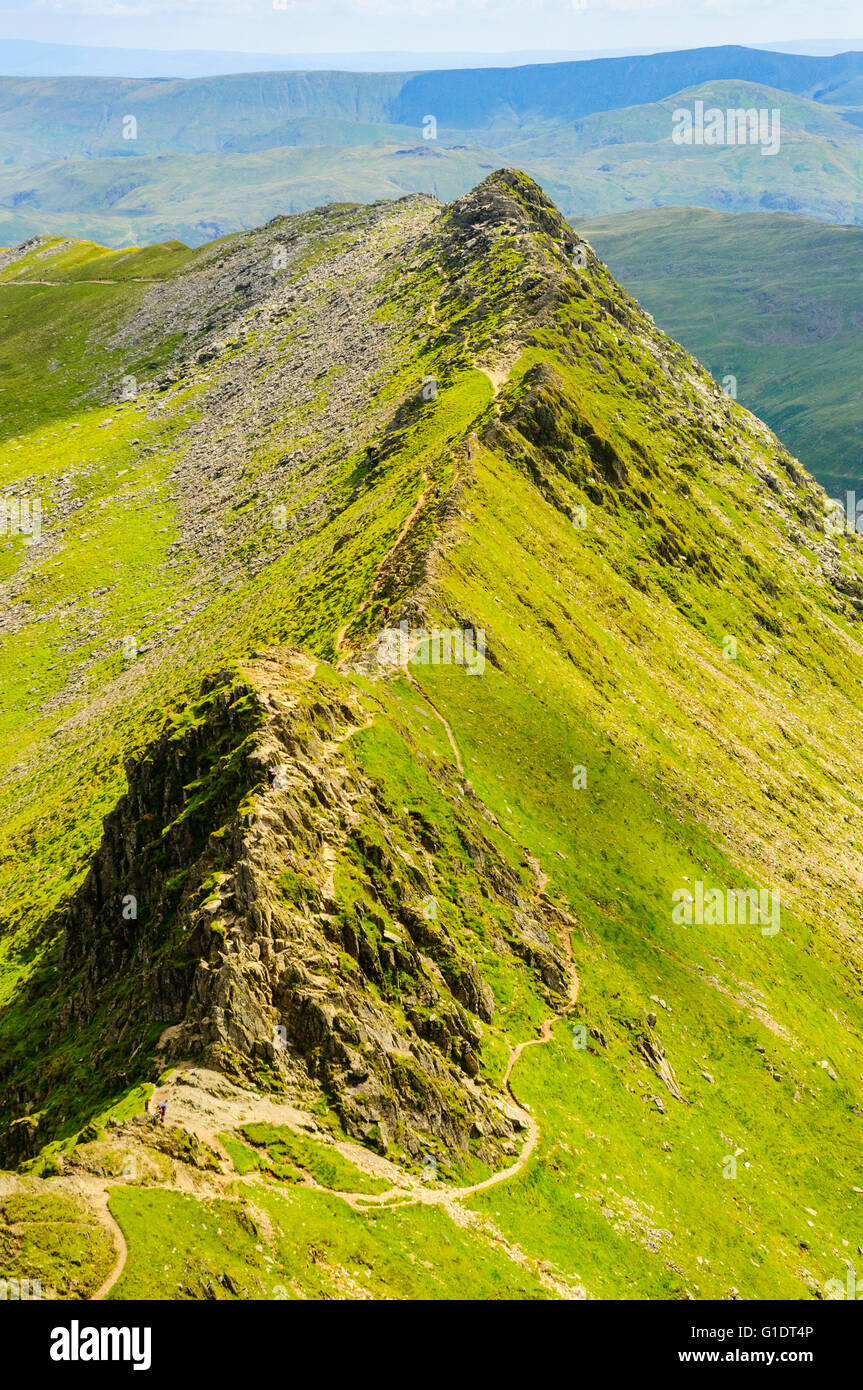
left=107, top=1182, right=556, bottom=1300
left=217, top=1133, right=265, bottom=1176
left=0, top=1191, right=115, bottom=1298
left=239, top=1123, right=391, bottom=1195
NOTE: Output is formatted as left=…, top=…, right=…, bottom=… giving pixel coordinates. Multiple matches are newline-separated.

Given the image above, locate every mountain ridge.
left=1, top=170, right=862, bottom=1301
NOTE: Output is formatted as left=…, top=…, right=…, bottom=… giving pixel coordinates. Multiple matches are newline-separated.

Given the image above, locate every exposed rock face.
left=11, top=650, right=571, bottom=1167
left=58, top=673, right=263, bottom=1019
left=636, top=1033, right=685, bottom=1103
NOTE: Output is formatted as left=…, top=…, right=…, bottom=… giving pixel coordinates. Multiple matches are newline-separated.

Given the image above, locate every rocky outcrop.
left=4, top=649, right=570, bottom=1168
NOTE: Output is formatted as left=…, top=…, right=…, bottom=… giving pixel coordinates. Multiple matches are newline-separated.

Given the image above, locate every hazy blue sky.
left=3, top=0, right=860, bottom=57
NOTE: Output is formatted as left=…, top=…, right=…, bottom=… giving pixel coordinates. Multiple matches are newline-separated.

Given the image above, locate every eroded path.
left=81, top=905, right=578, bottom=1300
left=407, top=921, right=578, bottom=1208
left=91, top=1190, right=130, bottom=1300
left=74, top=867, right=577, bottom=1300
left=1, top=277, right=165, bottom=286
left=334, top=268, right=508, bottom=673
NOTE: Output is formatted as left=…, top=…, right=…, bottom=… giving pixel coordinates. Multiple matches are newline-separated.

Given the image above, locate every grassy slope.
left=1, top=172, right=863, bottom=1298
left=106, top=1183, right=554, bottom=1301
left=347, top=183, right=863, bottom=1294
left=503, top=82, right=863, bottom=224
left=414, top=442, right=863, bottom=1297
left=575, top=205, right=863, bottom=496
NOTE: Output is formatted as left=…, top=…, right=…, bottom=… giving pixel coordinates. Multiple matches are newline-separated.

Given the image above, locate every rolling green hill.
left=4, top=45, right=863, bottom=167
left=1, top=171, right=862, bottom=1302
left=576, top=204, right=863, bottom=496
left=0, top=141, right=503, bottom=248
left=2, top=76, right=863, bottom=248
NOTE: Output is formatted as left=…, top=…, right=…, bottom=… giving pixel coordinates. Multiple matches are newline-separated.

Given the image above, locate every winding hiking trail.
left=91, top=1190, right=129, bottom=1300
left=83, top=281, right=558, bottom=1300
left=405, top=918, right=578, bottom=1209
left=334, top=271, right=508, bottom=672
left=1, top=277, right=165, bottom=287
left=406, top=673, right=466, bottom=774
left=83, top=890, right=578, bottom=1298
left=426, top=273, right=509, bottom=401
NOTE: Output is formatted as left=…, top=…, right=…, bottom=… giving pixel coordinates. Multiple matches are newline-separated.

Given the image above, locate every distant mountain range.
left=0, top=41, right=641, bottom=78
left=6, top=39, right=863, bottom=81
left=1, top=46, right=863, bottom=252
left=4, top=45, right=863, bottom=165
left=1, top=74, right=863, bottom=251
